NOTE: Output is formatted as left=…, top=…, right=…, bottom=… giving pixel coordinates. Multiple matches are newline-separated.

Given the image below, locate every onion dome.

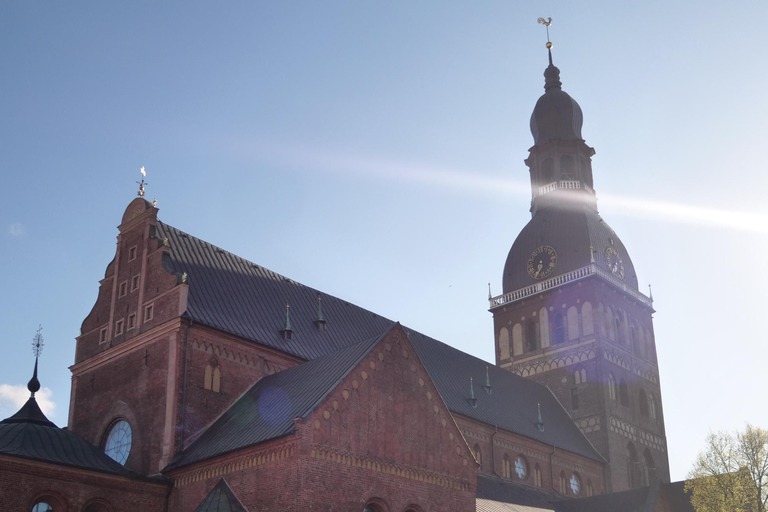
left=502, top=204, right=639, bottom=294
left=530, top=53, right=584, bottom=145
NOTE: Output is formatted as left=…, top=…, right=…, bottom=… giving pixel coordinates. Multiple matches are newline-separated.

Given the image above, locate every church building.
left=0, top=47, right=691, bottom=512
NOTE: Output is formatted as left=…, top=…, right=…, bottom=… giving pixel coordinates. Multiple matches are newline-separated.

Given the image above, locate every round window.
left=104, top=420, right=132, bottom=465
left=32, top=503, right=53, bottom=512
left=570, top=473, right=581, bottom=495
left=514, top=456, right=527, bottom=479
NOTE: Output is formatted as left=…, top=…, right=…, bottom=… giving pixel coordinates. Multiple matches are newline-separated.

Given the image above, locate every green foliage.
left=685, top=425, right=768, bottom=512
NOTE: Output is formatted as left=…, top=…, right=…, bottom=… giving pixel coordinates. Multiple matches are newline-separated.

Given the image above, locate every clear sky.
left=1, top=1, right=767, bottom=482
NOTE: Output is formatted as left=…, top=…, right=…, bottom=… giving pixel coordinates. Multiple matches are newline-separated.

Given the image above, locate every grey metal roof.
left=407, top=332, right=603, bottom=462
left=0, top=396, right=146, bottom=478
left=167, top=329, right=390, bottom=470
left=155, top=220, right=603, bottom=465
left=502, top=203, right=639, bottom=293
left=476, top=474, right=561, bottom=512
left=193, top=479, right=248, bottom=512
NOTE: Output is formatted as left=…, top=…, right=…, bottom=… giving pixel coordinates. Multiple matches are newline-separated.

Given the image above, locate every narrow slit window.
left=115, top=319, right=124, bottom=336
left=99, top=327, right=108, bottom=344
left=118, top=281, right=128, bottom=298
left=131, top=274, right=140, bottom=291
left=128, top=314, right=136, bottom=330
left=144, top=304, right=154, bottom=322
left=128, top=246, right=137, bottom=261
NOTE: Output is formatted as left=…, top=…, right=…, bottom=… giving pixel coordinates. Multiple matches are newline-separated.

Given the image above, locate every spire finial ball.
left=546, top=42, right=553, bottom=49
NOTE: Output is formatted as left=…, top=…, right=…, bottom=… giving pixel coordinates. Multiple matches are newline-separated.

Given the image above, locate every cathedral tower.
left=489, top=50, right=670, bottom=492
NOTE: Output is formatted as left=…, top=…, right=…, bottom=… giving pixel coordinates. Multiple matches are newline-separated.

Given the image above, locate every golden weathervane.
left=537, top=17, right=553, bottom=49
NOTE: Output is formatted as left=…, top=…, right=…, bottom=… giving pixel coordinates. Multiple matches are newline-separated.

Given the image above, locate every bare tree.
left=686, top=425, right=768, bottom=512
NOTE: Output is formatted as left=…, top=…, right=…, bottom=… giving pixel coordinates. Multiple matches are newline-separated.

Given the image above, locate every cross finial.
left=137, top=166, right=148, bottom=197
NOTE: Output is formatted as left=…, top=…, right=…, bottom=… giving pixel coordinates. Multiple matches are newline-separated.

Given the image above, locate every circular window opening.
left=515, top=456, right=528, bottom=479
left=104, top=420, right=132, bottom=465
left=32, top=503, right=54, bottom=512
left=570, top=473, right=581, bottom=495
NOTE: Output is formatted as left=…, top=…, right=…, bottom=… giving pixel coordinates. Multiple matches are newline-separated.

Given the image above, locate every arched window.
left=567, top=306, right=579, bottom=340
left=512, top=323, right=523, bottom=356
left=627, top=443, right=640, bottom=488
left=499, top=327, right=510, bottom=360
left=644, top=449, right=656, bottom=485
left=32, top=504, right=53, bottom=512
left=526, top=321, right=538, bottom=353
left=104, top=419, right=132, bottom=465
left=533, top=465, right=542, bottom=487
left=639, top=389, right=649, bottom=417
left=363, top=499, right=388, bottom=512
left=607, top=373, right=616, bottom=401
left=619, top=379, right=629, bottom=407
left=570, top=473, right=582, bottom=495
left=204, top=364, right=222, bottom=392
left=542, top=158, right=555, bottom=185
left=559, top=471, right=567, bottom=494
left=473, top=444, right=482, bottom=469
left=649, top=394, right=658, bottom=420
left=586, top=480, right=594, bottom=497
left=571, top=388, right=579, bottom=410
left=615, top=316, right=624, bottom=345
left=630, top=326, right=638, bottom=355
left=574, top=367, right=587, bottom=384
left=502, top=454, right=512, bottom=479
left=560, top=155, right=575, bottom=180
left=606, top=307, right=615, bottom=340
left=204, top=364, right=213, bottom=390
left=582, top=301, right=594, bottom=336
left=213, top=367, right=221, bottom=393
left=553, top=313, right=565, bottom=344
left=539, top=307, right=550, bottom=348
left=515, top=455, right=528, bottom=480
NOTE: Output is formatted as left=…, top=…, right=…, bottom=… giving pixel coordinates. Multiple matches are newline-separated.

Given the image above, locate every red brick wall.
left=455, top=414, right=605, bottom=497
left=0, top=456, right=167, bottom=512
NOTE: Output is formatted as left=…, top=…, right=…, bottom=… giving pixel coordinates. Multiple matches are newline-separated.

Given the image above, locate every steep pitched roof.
left=155, top=220, right=603, bottom=464
left=167, top=329, right=391, bottom=470
left=193, top=479, right=248, bottom=512
left=0, top=396, right=146, bottom=478
left=476, top=474, right=561, bottom=511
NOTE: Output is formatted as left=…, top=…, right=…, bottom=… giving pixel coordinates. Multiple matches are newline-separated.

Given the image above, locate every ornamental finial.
left=136, top=166, right=148, bottom=197
left=28, top=325, right=44, bottom=396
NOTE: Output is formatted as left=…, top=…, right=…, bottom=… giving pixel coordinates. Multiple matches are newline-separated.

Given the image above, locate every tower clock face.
left=527, top=246, right=557, bottom=280
left=605, top=246, right=625, bottom=279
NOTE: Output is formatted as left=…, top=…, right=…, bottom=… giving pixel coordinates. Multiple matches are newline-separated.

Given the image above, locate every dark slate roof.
left=167, top=329, right=390, bottom=470
left=530, top=63, right=584, bottom=146
left=0, top=396, right=142, bottom=478
left=157, top=221, right=395, bottom=361
left=502, top=203, right=639, bottom=293
left=154, top=219, right=603, bottom=465
left=408, top=331, right=603, bottom=462
left=194, top=479, right=248, bottom=512
left=477, top=474, right=561, bottom=511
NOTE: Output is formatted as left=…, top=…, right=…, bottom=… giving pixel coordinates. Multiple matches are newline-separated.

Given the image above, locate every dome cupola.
left=530, top=56, right=584, bottom=145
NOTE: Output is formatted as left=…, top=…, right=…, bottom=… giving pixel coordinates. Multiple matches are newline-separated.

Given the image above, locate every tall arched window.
left=606, top=307, right=615, bottom=340
left=639, top=389, right=649, bottom=417
left=533, top=465, right=542, bottom=487
left=587, top=480, right=594, bottom=497
left=630, top=326, right=638, bottom=355
left=499, top=327, right=510, bottom=360
left=627, top=443, right=640, bottom=488
left=615, top=316, right=624, bottom=345
left=542, top=158, right=555, bottom=185
left=574, top=367, right=586, bottom=384
left=526, top=321, right=538, bottom=352
left=205, top=363, right=221, bottom=392
left=567, top=306, right=579, bottom=340
left=644, top=449, right=656, bottom=485
left=582, top=301, right=594, bottom=336
left=607, top=373, right=616, bottom=401
left=473, top=444, right=482, bottom=469
left=649, top=394, right=658, bottom=420
left=553, top=313, right=565, bottom=344
left=619, top=379, right=629, bottom=407
left=512, top=323, right=523, bottom=356
left=559, top=471, right=567, bottom=494
left=560, top=155, right=575, bottom=180
left=502, top=454, right=512, bottom=479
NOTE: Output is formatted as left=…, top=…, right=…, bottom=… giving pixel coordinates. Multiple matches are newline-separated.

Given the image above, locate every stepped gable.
left=156, top=218, right=603, bottom=464
left=0, top=396, right=150, bottom=479
left=193, top=479, right=249, bottom=512
left=167, top=329, right=391, bottom=470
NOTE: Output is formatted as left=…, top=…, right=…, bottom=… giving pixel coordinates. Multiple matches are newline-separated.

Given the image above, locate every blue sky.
left=2, top=1, right=767, bottom=481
